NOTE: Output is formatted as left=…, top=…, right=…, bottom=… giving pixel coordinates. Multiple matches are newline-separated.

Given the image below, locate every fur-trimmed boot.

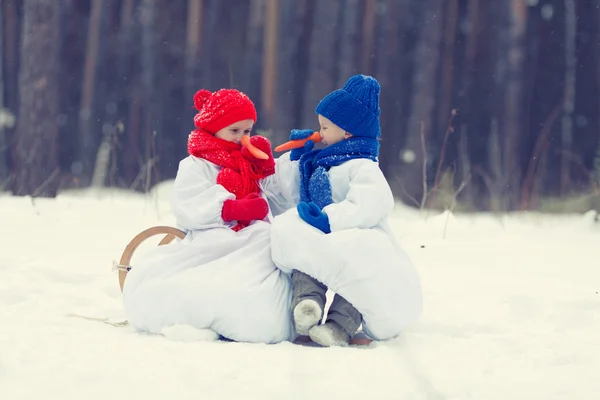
left=293, top=299, right=323, bottom=336
left=309, top=321, right=350, bottom=347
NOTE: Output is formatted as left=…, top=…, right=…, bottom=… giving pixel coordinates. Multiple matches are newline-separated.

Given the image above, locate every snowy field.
left=1, top=182, right=599, bottom=400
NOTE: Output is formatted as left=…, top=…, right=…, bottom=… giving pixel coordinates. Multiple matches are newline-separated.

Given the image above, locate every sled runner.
left=114, top=226, right=186, bottom=292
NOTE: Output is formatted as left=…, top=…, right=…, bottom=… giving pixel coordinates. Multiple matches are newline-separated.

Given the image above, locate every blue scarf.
left=298, top=137, right=379, bottom=209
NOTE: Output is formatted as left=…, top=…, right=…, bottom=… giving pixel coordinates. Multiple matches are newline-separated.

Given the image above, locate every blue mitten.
left=290, top=129, right=316, bottom=161
left=297, top=202, right=331, bottom=234
left=308, top=166, right=333, bottom=209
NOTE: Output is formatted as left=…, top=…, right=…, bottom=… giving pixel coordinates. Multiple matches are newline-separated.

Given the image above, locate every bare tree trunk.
left=596, top=0, right=600, bottom=189
left=11, top=0, right=61, bottom=197
left=77, top=0, right=104, bottom=185
left=487, top=0, right=527, bottom=210
left=395, top=0, right=444, bottom=205
left=114, top=0, right=138, bottom=186
left=376, top=0, right=408, bottom=178
left=560, top=0, right=576, bottom=196
left=185, top=0, right=203, bottom=103
left=272, top=0, right=316, bottom=144
left=139, top=0, right=159, bottom=191
left=261, top=0, right=278, bottom=129
left=199, top=0, right=218, bottom=89
left=300, top=0, right=342, bottom=129
left=456, top=0, right=480, bottom=207
left=360, top=0, right=376, bottom=75
left=2, top=0, right=21, bottom=116
left=0, top=5, right=7, bottom=186
left=500, top=0, right=527, bottom=209
left=437, top=0, right=458, bottom=135
left=1, top=0, right=22, bottom=186
left=203, top=0, right=250, bottom=91
left=336, top=0, right=361, bottom=86
left=242, top=0, right=265, bottom=112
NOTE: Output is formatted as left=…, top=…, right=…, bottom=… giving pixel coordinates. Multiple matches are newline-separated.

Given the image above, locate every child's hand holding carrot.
left=288, top=129, right=318, bottom=161
left=241, top=135, right=275, bottom=177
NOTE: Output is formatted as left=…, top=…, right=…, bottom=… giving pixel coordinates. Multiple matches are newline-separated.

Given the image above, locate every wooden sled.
left=114, top=226, right=186, bottom=292
left=114, top=225, right=373, bottom=346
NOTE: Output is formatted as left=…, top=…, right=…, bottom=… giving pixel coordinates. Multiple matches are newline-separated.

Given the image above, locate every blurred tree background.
left=1, top=0, right=599, bottom=212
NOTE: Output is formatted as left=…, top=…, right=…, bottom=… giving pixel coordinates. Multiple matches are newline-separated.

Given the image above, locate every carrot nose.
left=274, top=131, right=321, bottom=152
left=240, top=135, right=269, bottom=160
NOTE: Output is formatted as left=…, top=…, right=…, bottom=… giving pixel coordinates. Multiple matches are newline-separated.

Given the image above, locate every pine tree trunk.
left=494, top=0, right=527, bottom=210
left=242, top=0, right=265, bottom=115
left=560, top=0, right=576, bottom=196
left=300, top=0, right=342, bottom=129
left=360, top=0, right=376, bottom=75
left=185, top=0, right=203, bottom=103
left=395, top=0, right=444, bottom=206
left=11, top=0, right=61, bottom=197
left=261, top=0, right=279, bottom=129
left=595, top=0, right=600, bottom=191
left=113, top=0, right=138, bottom=186
left=336, top=0, right=361, bottom=86
left=376, top=0, right=409, bottom=178
left=437, top=0, right=458, bottom=136
left=140, top=0, right=159, bottom=191
left=77, top=0, right=104, bottom=185
left=456, top=0, right=480, bottom=208
left=1, top=0, right=22, bottom=187
left=272, top=0, right=316, bottom=144
left=0, top=5, right=7, bottom=186
left=203, top=0, right=250, bottom=91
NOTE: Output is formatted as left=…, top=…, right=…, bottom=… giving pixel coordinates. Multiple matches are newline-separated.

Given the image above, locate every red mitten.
left=221, top=192, right=269, bottom=222
left=241, top=135, right=275, bottom=177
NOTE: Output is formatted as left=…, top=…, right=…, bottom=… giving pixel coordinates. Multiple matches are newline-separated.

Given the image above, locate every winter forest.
left=2, top=1, right=599, bottom=397
left=1, top=0, right=599, bottom=213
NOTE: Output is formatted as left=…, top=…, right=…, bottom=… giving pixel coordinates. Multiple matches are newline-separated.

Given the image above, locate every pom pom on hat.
left=192, top=88, right=257, bottom=134
left=193, top=89, right=212, bottom=111
left=315, top=74, right=381, bottom=139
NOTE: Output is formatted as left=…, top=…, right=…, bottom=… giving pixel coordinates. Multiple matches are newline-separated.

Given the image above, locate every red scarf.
left=187, top=129, right=267, bottom=230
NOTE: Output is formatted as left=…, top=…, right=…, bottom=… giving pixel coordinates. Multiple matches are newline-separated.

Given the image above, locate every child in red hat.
left=122, top=88, right=300, bottom=344
left=185, top=88, right=275, bottom=231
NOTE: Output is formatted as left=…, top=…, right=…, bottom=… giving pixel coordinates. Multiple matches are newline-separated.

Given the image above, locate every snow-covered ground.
left=0, top=183, right=598, bottom=399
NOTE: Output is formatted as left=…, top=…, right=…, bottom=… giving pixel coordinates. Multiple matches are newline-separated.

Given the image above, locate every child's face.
left=318, top=114, right=352, bottom=146
left=214, top=119, right=254, bottom=144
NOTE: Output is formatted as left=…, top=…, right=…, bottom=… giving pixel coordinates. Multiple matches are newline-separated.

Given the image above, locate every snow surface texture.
left=0, top=182, right=599, bottom=399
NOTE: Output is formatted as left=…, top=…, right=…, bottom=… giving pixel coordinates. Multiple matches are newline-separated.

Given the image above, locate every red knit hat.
left=192, top=89, right=257, bottom=134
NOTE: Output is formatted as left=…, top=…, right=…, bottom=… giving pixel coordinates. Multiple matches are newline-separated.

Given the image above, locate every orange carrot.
left=240, top=135, right=269, bottom=160
left=274, top=131, right=321, bottom=152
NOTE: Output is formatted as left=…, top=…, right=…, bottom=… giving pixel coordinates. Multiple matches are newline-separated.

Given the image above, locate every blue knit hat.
left=315, top=74, right=381, bottom=139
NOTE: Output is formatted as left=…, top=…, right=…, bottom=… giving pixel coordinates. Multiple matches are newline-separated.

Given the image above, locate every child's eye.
left=231, top=129, right=239, bottom=133
left=244, top=129, right=251, bottom=134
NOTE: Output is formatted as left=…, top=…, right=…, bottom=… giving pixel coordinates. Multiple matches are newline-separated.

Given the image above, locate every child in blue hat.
left=270, top=75, right=423, bottom=346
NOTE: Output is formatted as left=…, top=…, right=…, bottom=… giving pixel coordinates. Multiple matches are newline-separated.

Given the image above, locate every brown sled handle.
left=117, top=226, right=186, bottom=292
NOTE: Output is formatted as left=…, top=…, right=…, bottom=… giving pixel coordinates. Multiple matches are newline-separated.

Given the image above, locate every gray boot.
left=293, top=299, right=323, bottom=336
left=309, top=321, right=350, bottom=347
left=291, top=271, right=326, bottom=335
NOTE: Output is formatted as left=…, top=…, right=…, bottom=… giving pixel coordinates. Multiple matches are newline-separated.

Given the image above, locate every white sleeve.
left=170, top=156, right=235, bottom=231
left=322, top=161, right=394, bottom=231
left=260, top=152, right=301, bottom=216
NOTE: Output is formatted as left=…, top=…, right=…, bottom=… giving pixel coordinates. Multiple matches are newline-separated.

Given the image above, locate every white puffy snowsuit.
left=270, top=158, right=423, bottom=341
left=122, top=153, right=299, bottom=344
